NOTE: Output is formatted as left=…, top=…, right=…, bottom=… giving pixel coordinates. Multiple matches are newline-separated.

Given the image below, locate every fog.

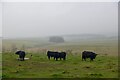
left=2, top=2, right=118, bottom=38
left=0, top=2, right=2, bottom=37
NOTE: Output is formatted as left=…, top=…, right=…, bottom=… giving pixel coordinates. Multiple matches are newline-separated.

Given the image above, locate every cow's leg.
left=54, top=57, right=55, bottom=60
left=82, top=56, right=85, bottom=61
left=19, top=55, right=22, bottom=61
left=22, top=58, right=24, bottom=61
left=60, top=57, right=61, bottom=60
left=48, top=56, right=50, bottom=60
left=90, top=58, right=93, bottom=61
left=20, top=58, right=23, bottom=61
left=82, top=56, right=86, bottom=61
left=84, top=58, right=86, bottom=61
left=56, top=58, right=58, bottom=61
left=23, top=55, right=25, bottom=61
left=19, top=53, right=25, bottom=61
left=20, top=57, right=24, bottom=61
left=21, top=58, right=23, bottom=61
left=63, top=57, right=66, bottom=60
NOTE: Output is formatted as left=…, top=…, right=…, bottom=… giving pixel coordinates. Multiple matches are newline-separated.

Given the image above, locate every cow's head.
left=15, top=51, right=21, bottom=55
left=93, top=53, right=98, bottom=59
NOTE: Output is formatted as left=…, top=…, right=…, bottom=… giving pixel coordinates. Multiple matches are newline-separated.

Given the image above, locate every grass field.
left=2, top=38, right=118, bottom=78
left=0, top=39, right=2, bottom=79
left=0, top=53, right=2, bottom=79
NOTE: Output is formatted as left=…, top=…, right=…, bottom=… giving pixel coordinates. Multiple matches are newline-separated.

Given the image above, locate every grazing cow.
left=59, top=52, right=66, bottom=60
left=47, top=51, right=66, bottom=61
left=82, top=51, right=97, bottom=61
left=47, top=51, right=57, bottom=60
left=54, top=52, right=60, bottom=61
left=15, top=50, right=26, bottom=61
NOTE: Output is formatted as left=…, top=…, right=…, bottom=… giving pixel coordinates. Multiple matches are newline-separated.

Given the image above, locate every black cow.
left=47, top=51, right=66, bottom=61
left=47, top=51, right=57, bottom=60
left=15, top=51, right=26, bottom=61
left=82, top=51, right=97, bottom=61
left=59, top=52, right=66, bottom=60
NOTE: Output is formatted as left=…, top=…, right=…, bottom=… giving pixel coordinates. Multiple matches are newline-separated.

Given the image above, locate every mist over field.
left=2, top=2, right=118, bottom=38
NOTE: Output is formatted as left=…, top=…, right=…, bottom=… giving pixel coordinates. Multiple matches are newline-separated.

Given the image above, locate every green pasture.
left=2, top=38, right=118, bottom=78
left=2, top=52, right=118, bottom=78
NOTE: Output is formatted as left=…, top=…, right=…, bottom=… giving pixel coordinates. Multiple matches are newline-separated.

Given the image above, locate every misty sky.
left=0, top=2, right=2, bottom=37
left=1, top=2, right=118, bottom=38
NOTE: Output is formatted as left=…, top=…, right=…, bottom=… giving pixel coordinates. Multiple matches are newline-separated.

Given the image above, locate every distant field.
left=2, top=38, right=118, bottom=78
left=2, top=38, right=118, bottom=56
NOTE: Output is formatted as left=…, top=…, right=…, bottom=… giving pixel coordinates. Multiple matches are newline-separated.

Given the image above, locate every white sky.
left=0, top=2, right=2, bottom=37
left=0, top=0, right=119, bottom=38
left=1, top=0, right=119, bottom=2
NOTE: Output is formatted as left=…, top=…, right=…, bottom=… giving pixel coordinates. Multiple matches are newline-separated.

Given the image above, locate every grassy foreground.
left=2, top=38, right=118, bottom=78
left=2, top=52, right=118, bottom=78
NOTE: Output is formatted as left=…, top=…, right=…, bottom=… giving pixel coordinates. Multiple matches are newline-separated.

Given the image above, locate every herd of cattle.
left=15, top=50, right=98, bottom=61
